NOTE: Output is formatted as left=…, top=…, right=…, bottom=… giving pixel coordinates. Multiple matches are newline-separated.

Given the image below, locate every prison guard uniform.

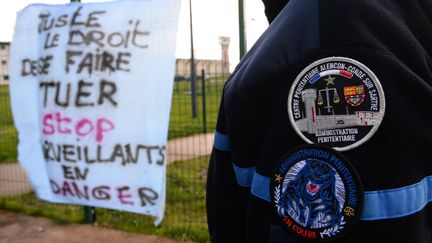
left=206, top=0, right=432, bottom=242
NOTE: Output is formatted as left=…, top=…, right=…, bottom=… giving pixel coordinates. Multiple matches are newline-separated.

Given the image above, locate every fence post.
left=201, top=70, right=207, bottom=134
left=189, top=0, right=198, bottom=118
left=84, top=206, right=96, bottom=224
left=70, top=0, right=96, bottom=225
left=238, top=0, right=247, bottom=59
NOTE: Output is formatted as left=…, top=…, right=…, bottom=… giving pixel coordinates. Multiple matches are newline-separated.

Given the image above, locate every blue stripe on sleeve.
left=249, top=172, right=432, bottom=221
left=214, top=131, right=230, bottom=151
left=361, top=176, right=432, bottom=220
left=232, top=164, right=255, bottom=187
left=251, top=172, right=271, bottom=201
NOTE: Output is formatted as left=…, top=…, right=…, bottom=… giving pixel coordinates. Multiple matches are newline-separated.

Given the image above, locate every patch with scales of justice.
left=288, top=57, right=385, bottom=151
left=271, top=145, right=363, bottom=242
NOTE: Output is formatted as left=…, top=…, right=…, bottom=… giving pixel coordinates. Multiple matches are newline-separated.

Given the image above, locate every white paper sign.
left=9, top=0, right=180, bottom=224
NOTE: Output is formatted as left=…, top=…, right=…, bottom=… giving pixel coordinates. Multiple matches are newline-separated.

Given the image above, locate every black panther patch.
left=288, top=57, right=385, bottom=151
left=271, top=145, right=363, bottom=242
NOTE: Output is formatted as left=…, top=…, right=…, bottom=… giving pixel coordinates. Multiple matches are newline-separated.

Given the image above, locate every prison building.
left=0, top=42, right=10, bottom=85
left=175, top=58, right=226, bottom=79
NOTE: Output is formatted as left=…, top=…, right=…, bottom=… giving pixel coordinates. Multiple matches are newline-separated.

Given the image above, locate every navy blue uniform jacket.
left=207, top=0, right=432, bottom=242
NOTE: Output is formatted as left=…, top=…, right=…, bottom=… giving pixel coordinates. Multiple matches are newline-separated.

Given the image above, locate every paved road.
left=0, top=163, right=31, bottom=197
left=0, top=210, right=182, bottom=243
left=0, top=133, right=214, bottom=197
left=166, top=133, right=214, bottom=164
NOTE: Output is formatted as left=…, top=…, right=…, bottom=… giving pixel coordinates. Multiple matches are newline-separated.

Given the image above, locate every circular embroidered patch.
left=271, top=145, right=363, bottom=242
left=288, top=57, right=385, bottom=151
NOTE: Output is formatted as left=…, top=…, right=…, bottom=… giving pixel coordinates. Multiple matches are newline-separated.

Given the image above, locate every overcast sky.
left=0, top=0, right=269, bottom=68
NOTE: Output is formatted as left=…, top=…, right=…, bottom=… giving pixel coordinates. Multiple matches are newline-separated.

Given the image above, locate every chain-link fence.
left=0, top=59, right=226, bottom=242
left=0, top=0, right=258, bottom=239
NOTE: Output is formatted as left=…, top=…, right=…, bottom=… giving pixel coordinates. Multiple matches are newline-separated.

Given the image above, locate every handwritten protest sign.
left=9, top=0, right=180, bottom=224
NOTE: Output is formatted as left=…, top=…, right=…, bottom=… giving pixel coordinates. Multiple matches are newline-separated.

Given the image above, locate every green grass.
left=0, top=78, right=223, bottom=241
left=0, top=78, right=225, bottom=163
left=0, top=85, right=18, bottom=163
left=0, top=155, right=210, bottom=243
left=168, top=78, right=223, bottom=139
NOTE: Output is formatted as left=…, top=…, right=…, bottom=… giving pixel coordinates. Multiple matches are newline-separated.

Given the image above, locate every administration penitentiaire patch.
left=271, top=145, right=363, bottom=242
left=288, top=57, right=385, bottom=151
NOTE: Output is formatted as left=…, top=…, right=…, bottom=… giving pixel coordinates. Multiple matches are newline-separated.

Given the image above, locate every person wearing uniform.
left=206, top=0, right=432, bottom=242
